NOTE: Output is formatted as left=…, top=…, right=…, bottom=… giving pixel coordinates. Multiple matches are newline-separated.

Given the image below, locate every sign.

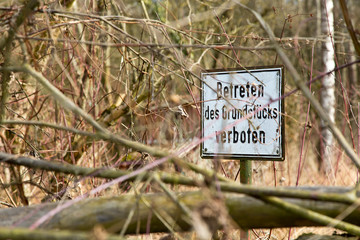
left=200, top=66, right=284, bottom=160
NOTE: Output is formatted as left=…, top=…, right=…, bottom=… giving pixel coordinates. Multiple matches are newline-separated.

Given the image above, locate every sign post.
left=240, top=159, right=252, bottom=239
left=200, top=66, right=284, bottom=239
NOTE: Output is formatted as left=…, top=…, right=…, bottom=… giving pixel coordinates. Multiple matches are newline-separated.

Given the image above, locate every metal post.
left=240, top=160, right=252, bottom=239
left=240, top=160, right=252, bottom=184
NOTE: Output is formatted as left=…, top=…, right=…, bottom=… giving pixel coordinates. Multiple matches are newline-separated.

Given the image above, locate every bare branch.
left=338, top=0, right=360, bottom=56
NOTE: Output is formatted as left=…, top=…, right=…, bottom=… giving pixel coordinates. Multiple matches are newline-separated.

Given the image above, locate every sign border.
left=200, top=65, right=285, bottom=161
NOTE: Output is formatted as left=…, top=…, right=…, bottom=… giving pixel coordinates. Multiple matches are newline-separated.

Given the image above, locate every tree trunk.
left=320, top=0, right=336, bottom=175
left=0, top=189, right=359, bottom=234
left=296, top=233, right=358, bottom=240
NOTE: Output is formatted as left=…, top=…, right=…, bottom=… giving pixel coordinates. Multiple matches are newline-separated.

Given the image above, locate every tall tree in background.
left=320, top=0, right=335, bottom=174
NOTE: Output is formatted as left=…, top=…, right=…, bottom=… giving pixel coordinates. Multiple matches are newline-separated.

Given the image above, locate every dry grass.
left=0, top=0, right=359, bottom=239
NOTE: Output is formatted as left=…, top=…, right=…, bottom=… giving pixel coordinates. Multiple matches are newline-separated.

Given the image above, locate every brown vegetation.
left=0, top=0, right=359, bottom=239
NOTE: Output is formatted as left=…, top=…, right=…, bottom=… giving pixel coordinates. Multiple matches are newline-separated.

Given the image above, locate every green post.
left=240, top=160, right=252, bottom=239
left=240, top=160, right=252, bottom=184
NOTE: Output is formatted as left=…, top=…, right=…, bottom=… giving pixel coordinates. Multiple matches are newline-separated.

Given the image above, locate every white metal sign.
left=201, top=66, right=284, bottom=160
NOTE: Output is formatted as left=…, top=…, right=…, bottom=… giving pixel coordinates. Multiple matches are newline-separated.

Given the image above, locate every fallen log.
left=0, top=227, right=126, bottom=240
left=295, top=233, right=358, bottom=240
left=0, top=190, right=359, bottom=234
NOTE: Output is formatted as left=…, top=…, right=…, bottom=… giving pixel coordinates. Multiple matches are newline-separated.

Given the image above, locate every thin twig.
left=260, top=196, right=360, bottom=236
